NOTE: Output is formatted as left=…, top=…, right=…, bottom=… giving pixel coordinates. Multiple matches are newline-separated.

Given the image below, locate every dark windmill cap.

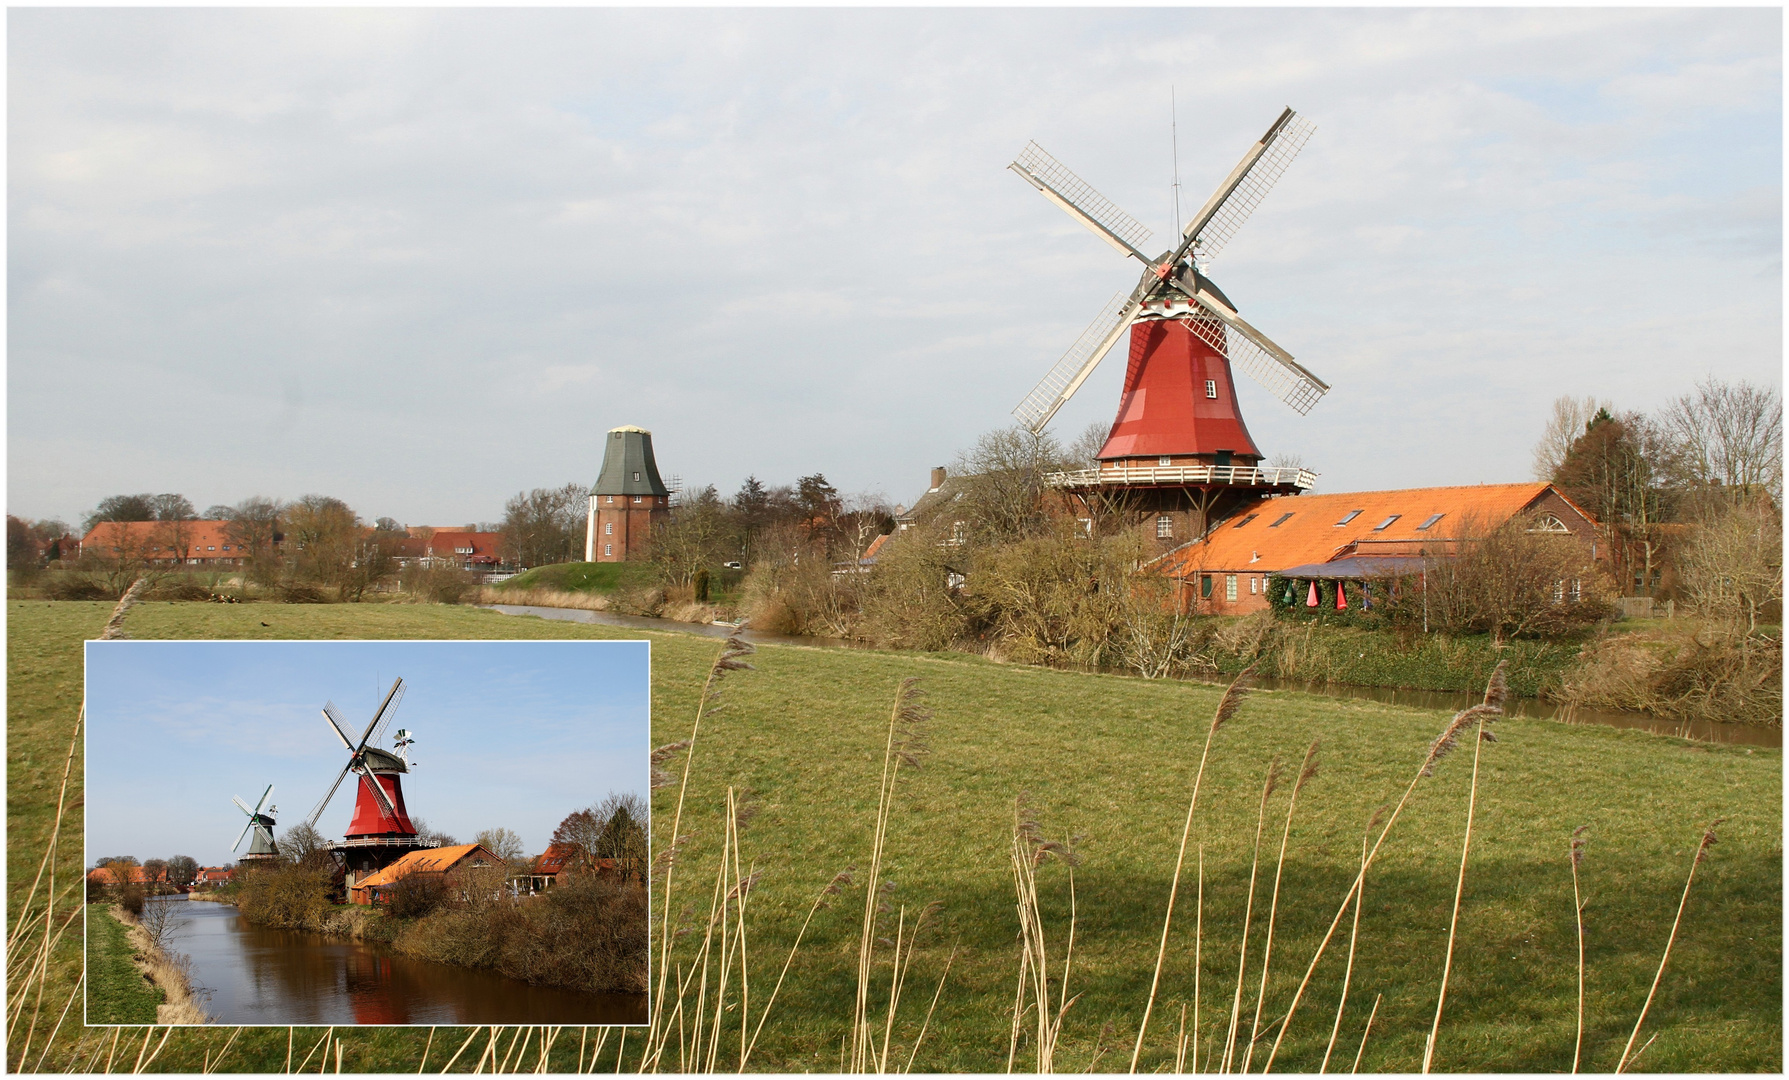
left=592, top=426, right=670, bottom=497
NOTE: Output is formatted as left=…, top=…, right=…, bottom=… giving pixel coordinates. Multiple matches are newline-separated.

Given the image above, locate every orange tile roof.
left=1162, top=483, right=1567, bottom=578
left=354, top=843, right=504, bottom=892
left=80, top=520, right=250, bottom=558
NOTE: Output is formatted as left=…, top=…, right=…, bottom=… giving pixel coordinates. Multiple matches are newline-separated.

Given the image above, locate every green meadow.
left=8, top=599, right=1779, bottom=1072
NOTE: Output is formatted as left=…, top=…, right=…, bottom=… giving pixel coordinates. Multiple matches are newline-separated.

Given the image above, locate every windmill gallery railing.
left=1044, top=464, right=1318, bottom=490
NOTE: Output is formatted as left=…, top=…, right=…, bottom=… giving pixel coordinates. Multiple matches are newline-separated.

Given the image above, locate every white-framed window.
left=1552, top=579, right=1564, bottom=603
left=1225, top=574, right=1238, bottom=602
left=604, top=522, right=613, bottom=535
left=1159, top=456, right=1172, bottom=466
left=1529, top=514, right=1570, bottom=534
left=604, top=543, right=612, bottom=556
left=1571, top=578, right=1582, bottom=602
left=1205, top=379, right=1218, bottom=399
left=632, top=471, right=641, bottom=482
left=951, top=521, right=967, bottom=543
left=1249, top=576, right=1258, bottom=594
left=1156, top=515, right=1173, bottom=538
left=1076, top=518, right=1093, bottom=538
left=633, top=496, right=641, bottom=504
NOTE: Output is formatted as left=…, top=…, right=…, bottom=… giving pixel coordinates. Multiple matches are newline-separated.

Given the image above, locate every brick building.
left=586, top=426, right=671, bottom=562
left=80, top=520, right=253, bottom=565
left=1159, top=482, right=1600, bottom=615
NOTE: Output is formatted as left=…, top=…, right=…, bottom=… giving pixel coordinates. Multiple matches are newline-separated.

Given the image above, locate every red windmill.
left=303, top=677, right=433, bottom=893
left=1009, top=108, right=1330, bottom=543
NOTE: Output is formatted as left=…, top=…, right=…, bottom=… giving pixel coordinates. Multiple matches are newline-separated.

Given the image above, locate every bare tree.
left=950, top=426, right=1069, bottom=542
left=1658, top=377, right=1783, bottom=503
left=1065, top=420, right=1110, bottom=471
left=222, top=497, right=284, bottom=574
left=279, top=823, right=330, bottom=870
left=165, top=855, right=199, bottom=888
left=499, top=483, right=586, bottom=568
left=1533, top=395, right=1614, bottom=482
left=1675, top=495, right=1783, bottom=633
left=476, top=827, right=526, bottom=865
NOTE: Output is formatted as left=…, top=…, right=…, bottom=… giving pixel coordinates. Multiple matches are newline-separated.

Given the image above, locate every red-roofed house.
left=80, top=520, right=256, bottom=565
left=349, top=843, right=508, bottom=905
left=1159, top=482, right=1599, bottom=615
left=397, top=529, right=509, bottom=572
left=87, top=864, right=168, bottom=886
left=521, top=843, right=617, bottom=892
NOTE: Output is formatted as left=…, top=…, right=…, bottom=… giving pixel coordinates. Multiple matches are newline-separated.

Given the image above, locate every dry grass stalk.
left=441, top=1026, right=483, bottom=1072
left=1193, top=845, right=1204, bottom=1074
left=1320, top=828, right=1371, bottom=1073
left=1263, top=662, right=1508, bottom=1073
left=1222, top=758, right=1282, bottom=1074
left=1245, top=741, right=1321, bottom=1074
left=1422, top=687, right=1503, bottom=1073
left=1570, top=826, right=1588, bottom=1074
left=99, top=575, right=149, bottom=639
left=643, top=633, right=755, bottom=1069
left=902, top=942, right=958, bottom=1073
left=1009, top=798, right=1084, bottom=1073
left=1350, top=994, right=1381, bottom=1073
left=851, top=677, right=931, bottom=1073
left=1130, top=663, right=1257, bottom=1072
left=6, top=704, right=84, bottom=1071
left=1615, top=819, right=1724, bottom=1073
left=740, top=867, right=855, bottom=1069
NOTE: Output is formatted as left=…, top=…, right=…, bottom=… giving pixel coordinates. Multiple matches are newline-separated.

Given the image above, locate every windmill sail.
left=1184, top=294, right=1329, bottom=415
left=1182, top=108, right=1316, bottom=266
left=1010, top=143, right=1154, bottom=262
left=1013, top=290, right=1140, bottom=433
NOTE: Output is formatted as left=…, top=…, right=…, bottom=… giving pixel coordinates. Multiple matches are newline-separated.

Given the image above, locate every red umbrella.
left=1306, top=580, right=1319, bottom=607
left=1336, top=582, right=1348, bottom=610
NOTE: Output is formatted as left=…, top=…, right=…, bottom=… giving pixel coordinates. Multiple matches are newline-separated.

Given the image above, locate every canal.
left=162, top=899, right=646, bottom=1025
left=483, top=604, right=1779, bottom=747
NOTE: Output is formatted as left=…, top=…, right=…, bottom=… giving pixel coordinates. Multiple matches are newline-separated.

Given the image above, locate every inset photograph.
left=83, top=639, right=650, bottom=1026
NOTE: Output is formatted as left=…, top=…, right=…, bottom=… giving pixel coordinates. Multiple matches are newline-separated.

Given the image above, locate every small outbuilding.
left=349, top=843, right=508, bottom=906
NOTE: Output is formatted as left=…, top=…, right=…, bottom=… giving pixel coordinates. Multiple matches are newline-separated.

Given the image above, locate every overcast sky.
left=9, top=8, right=1781, bottom=530
left=85, top=639, right=649, bottom=866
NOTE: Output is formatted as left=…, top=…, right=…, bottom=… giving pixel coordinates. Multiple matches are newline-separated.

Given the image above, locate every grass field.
left=493, top=562, right=658, bottom=594
left=7, top=599, right=1780, bottom=1072
left=82, top=906, right=161, bottom=1026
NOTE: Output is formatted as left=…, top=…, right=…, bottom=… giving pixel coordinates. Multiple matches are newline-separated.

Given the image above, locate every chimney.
left=930, top=466, right=946, bottom=491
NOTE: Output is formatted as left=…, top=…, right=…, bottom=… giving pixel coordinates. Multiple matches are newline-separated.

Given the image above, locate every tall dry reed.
left=1007, top=798, right=1082, bottom=1073
left=1262, top=661, right=1508, bottom=1072
left=1422, top=666, right=1503, bottom=1072
left=1615, top=819, right=1724, bottom=1073
left=1221, top=758, right=1280, bottom=1074
left=1130, top=663, right=1257, bottom=1072
left=1244, top=740, right=1320, bottom=1074
left=1570, top=826, right=1588, bottom=1074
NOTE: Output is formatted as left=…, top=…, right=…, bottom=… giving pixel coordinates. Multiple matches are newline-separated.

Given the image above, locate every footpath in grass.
left=7, top=600, right=1781, bottom=1072
left=84, top=905, right=160, bottom=1024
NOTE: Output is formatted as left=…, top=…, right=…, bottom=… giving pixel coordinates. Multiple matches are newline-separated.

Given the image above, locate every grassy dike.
left=8, top=599, right=1780, bottom=1072
left=83, top=905, right=162, bottom=1025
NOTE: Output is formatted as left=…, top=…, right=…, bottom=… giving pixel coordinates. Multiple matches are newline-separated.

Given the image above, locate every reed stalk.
left=1223, top=759, right=1281, bottom=1074
left=1245, top=741, right=1320, bottom=1074
left=1350, top=994, right=1380, bottom=1073
left=1570, top=826, right=1588, bottom=1074
left=1263, top=662, right=1507, bottom=1073
left=740, top=868, right=856, bottom=1070
left=646, top=634, right=756, bottom=1068
left=902, top=943, right=958, bottom=1073
left=1320, top=829, right=1371, bottom=1073
left=1615, top=819, right=1724, bottom=1073
left=1193, top=845, right=1203, bottom=1074
left=1422, top=696, right=1500, bottom=1073
left=1130, top=664, right=1257, bottom=1072
left=1009, top=799, right=1083, bottom=1073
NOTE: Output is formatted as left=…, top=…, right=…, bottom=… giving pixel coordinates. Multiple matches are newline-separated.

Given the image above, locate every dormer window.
left=1205, top=380, right=1217, bottom=399
left=1417, top=513, right=1445, bottom=531
left=1372, top=514, right=1400, bottom=531
left=632, top=472, right=641, bottom=482
left=1268, top=512, right=1294, bottom=528
left=1232, top=514, right=1258, bottom=529
left=1335, top=509, right=1363, bottom=526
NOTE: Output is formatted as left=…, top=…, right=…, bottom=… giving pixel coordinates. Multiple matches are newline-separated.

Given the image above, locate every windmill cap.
left=609, top=425, right=650, bottom=434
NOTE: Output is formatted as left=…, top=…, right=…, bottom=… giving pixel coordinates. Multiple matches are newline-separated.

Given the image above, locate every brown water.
left=484, top=604, right=1779, bottom=748
left=167, top=899, right=646, bottom=1025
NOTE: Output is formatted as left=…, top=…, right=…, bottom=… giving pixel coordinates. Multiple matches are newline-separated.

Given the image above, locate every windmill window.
left=1205, top=379, right=1218, bottom=399
left=632, top=471, right=641, bottom=482
left=604, top=523, right=613, bottom=535
left=1416, top=513, right=1445, bottom=531
left=1372, top=514, right=1400, bottom=532
left=604, top=544, right=612, bottom=556
left=1159, top=456, right=1172, bottom=467
left=633, top=496, right=642, bottom=504
left=1157, top=515, right=1173, bottom=538
left=1268, top=512, right=1295, bottom=528
left=1335, top=510, right=1363, bottom=526
left=1232, top=514, right=1258, bottom=529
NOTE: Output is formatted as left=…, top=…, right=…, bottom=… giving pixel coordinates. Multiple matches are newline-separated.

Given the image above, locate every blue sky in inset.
left=84, top=639, right=648, bottom=867
left=9, top=8, right=1779, bottom=527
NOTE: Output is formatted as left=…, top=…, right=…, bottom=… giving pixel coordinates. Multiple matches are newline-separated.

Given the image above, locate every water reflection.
left=485, top=604, right=1779, bottom=748
left=167, top=900, right=645, bottom=1025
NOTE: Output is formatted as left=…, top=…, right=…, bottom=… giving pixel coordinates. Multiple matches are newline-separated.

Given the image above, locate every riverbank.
left=86, top=902, right=210, bottom=1024
left=234, top=864, right=648, bottom=997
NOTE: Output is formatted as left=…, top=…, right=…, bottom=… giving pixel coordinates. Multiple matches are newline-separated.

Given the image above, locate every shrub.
left=118, top=883, right=146, bottom=917
left=400, top=563, right=475, bottom=604
left=384, top=874, right=449, bottom=919
left=236, top=864, right=334, bottom=929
